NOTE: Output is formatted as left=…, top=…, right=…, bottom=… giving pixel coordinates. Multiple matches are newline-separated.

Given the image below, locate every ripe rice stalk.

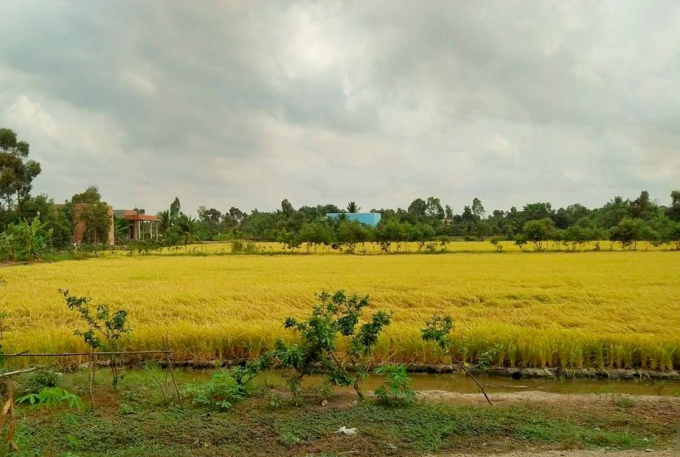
left=0, top=248, right=677, bottom=370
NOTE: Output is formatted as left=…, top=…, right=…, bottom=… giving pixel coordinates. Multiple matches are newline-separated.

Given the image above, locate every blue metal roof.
left=326, top=212, right=382, bottom=227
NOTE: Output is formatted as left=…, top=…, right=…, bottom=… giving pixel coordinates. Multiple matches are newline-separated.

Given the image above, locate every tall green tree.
left=71, top=186, right=102, bottom=204
left=407, top=198, right=427, bottom=220
left=0, top=128, right=41, bottom=217
left=598, top=196, right=630, bottom=228
left=471, top=198, right=485, bottom=219
left=79, top=203, right=111, bottom=244
left=522, top=218, right=555, bottom=251
left=170, top=197, right=181, bottom=221
left=425, top=197, right=445, bottom=221
left=71, top=186, right=111, bottom=244
left=629, top=190, right=657, bottom=220
left=666, top=191, right=680, bottom=222
left=522, top=202, right=553, bottom=221
left=281, top=199, right=295, bottom=216
left=609, top=217, right=645, bottom=250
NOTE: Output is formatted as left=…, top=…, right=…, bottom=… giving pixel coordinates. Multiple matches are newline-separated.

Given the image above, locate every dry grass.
left=2, top=250, right=678, bottom=369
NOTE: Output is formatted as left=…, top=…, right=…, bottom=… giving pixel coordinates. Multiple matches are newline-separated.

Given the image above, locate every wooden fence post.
left=89, top=351, right=96, bottom=409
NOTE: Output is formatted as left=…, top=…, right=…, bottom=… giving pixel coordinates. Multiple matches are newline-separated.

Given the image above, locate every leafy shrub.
left=16, top=387, right=84, bottom=410
left=514, top=234, right=529, bottom=251
left=319, top=382, right=334, bottom=400
left=374, top=365, right=415, bottom=407
left=273, top=290, right=392, bottom=402
left=244, top=242, right=260, bottom=254
left=230, top=240, right=244, bottom=253
left=119, top=402, right=136, bottom=415
left=266, top=391, right=284, bottom=410
left=61, top=289, right=130, bottom=388
left=183, top=372, right=244, bottom=411
left=25, top=368, right=61, bottom=393
left=0, top=216, right=52, bottom=262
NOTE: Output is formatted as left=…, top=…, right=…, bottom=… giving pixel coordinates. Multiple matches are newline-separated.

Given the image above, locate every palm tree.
left=346, top=201, right=360, bottom=213
left=176, top=214, right=198, bottom=245
left=157, top=210, right=172, bottom=235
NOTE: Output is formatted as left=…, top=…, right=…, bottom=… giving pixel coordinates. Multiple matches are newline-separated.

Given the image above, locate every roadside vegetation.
left=8, top=382, right=674, bottom=457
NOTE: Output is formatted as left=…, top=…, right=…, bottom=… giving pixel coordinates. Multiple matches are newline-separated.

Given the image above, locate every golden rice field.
left=3, top=249, right=679, bottom=370
left=114, top=240, right=671, bottom=256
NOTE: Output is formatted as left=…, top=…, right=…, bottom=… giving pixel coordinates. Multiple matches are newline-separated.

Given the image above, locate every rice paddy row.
left=123, top=240, right=672, bottom=256
left=4, top=250, right=679, bottom=370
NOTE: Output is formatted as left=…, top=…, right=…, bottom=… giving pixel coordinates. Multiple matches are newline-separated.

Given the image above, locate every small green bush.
left=16, top=387, right=84, bottom=410
left=319, top=382, right=334, bottom=400
left=266, top=391, right=284, bottom=410
left=26, top=368, right=61, bottom=393
left=119, top=403, right=136, bottom=415
left=614, top=395, right=636, bottom=408
left=374, top=365, right=416, bottom=407
left=183, top=372, right=244, bottom=411
left=244, top=242, right=260, bottom=254
left=230, top=240, right=244, bottom=253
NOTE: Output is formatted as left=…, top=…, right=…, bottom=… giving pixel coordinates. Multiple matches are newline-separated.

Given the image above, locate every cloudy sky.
left=1, top=1, right=678, bottom=214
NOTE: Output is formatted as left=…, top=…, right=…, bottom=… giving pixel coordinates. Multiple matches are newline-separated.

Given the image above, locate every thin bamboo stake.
left=164, top=339, right=183, bottom=409
left=89, top=351, right=96, bottom=409
left=0, top=366, right=42, bottom=379
left=3, top=377, right=18, bottom=452
left=5, top=350, right=172, bottom=358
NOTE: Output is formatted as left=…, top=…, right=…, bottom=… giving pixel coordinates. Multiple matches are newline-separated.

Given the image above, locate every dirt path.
left=425, top=390, right=680, bottom=457
left=419, top=390, right=680, bottom=422
left=419, top=389, right=680, bottom=407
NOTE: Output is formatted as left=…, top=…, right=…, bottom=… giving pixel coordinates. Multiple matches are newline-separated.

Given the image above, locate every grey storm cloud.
left=0, top=0, right=678, bottom=214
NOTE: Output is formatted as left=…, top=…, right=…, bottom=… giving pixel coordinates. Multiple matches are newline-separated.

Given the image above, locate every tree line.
left=2, top=126, right=680, bottom=260
left=173, top=191, right=680, bottom=252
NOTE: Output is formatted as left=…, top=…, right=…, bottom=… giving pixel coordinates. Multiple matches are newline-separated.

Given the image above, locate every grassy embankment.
left=6, top=368, right=679, bottom=457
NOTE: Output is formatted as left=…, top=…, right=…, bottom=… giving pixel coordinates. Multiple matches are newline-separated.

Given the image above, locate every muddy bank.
left=404, top=364, right=680, bottom=381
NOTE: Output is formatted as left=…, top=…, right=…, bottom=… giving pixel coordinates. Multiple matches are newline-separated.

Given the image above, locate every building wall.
left=326, top=212, right=382, bottom=227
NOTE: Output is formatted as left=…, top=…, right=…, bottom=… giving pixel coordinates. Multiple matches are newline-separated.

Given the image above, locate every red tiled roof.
left=121, top=210, right=159, bottom=222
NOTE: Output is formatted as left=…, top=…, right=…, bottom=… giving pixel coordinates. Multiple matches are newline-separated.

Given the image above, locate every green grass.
left=7, top=399, right=663, bottom=457
left=614, top=394, right=637, bottom=408
left=4, top=368, right=673, bottom=457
